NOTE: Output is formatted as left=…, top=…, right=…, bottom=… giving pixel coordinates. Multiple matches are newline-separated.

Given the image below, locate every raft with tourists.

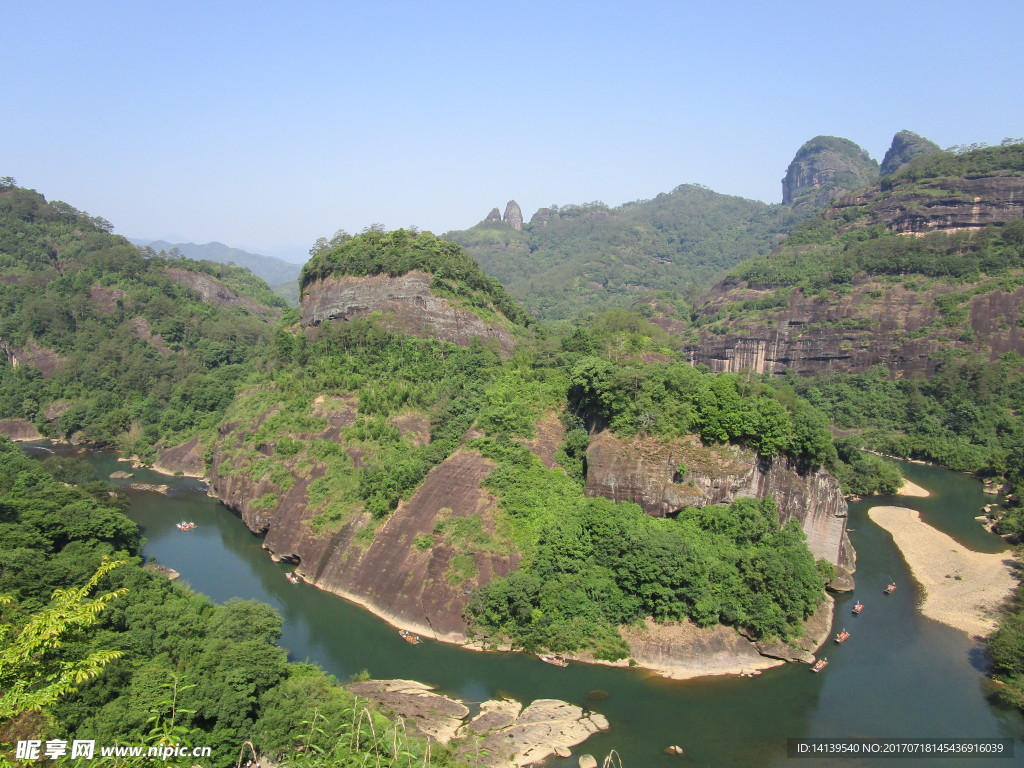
left=835, top=629, right=851, bottom=644
left=811, top=658, right=829, bottom=673
left=399, top=629, right=422, bottom=645
left=539, top=654, right=569, bottom=667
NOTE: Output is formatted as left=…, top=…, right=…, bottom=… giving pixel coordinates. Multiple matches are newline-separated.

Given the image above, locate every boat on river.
left=285, top=572, right=300, bottom=584
left=539, top=654, right=569, bottom=667
left=175, top=521, right=196, bottom=531
left=835, top=629, right=851, bottom=644
left=852, top=601, right=864, bottom=614
left=811, top=657, right=829, bottom=673
left=885, top=583, right=897, bottom=594
left=399, top=629, right=422, bottom=645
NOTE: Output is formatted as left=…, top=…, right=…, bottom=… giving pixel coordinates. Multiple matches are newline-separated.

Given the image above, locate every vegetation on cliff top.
left=301, top=227, right=530, bottom=328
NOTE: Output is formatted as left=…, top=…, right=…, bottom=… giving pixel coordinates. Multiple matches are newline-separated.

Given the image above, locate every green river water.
left=31, top=446, right=1024, bottom=766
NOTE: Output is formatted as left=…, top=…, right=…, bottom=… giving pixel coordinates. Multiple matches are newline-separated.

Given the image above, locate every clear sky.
left=4, top=0, right=1022, bottom=261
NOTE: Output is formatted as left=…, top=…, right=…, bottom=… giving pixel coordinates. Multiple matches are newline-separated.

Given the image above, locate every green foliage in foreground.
left=0, top=439, right=461, bottom=767
left=466, top=440, right=828, bottom=656
left=988, top=580, right=1024, bottom=714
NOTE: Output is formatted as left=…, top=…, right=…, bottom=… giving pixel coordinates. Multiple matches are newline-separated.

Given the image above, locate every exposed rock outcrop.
left=130, top=317, right=173, bottom=357
left=347, top=680, right=609, bottom=768
left=155, top=435, right=205, bottom=477
left=687, top=276, right=1024, bottom=377
left=164, top=267, right=269, bottom=314
left=485, top=207, right=502, bottom=222
left=880, top=130, right=941, bottom=177
left=209, top=413, right=521, bottom=640
left=503, top=200, right=524, bottom=230
left=1, top=338, right=65, bottom=379
left=0, top=418, right=43, bottom=441
left=89, top=284, right=126, bottom=313
left=827, top=173, right=1024, bottom=235
left=300, top=270, right=517, bottom=355
left=782, top=136, right=879, bottom=212
left=584, top=431, right=853, bottom=573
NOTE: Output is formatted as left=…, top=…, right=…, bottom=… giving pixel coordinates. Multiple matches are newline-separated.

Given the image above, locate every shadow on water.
left=27, top=444, right=1024, bottom=767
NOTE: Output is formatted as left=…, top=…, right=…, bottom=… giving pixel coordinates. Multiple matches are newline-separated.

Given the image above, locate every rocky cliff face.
left=206, top=404, right=521, bottom=641
left=880, top=130, right=941, bottom=177
left=164, top=268, right=271, bottom=314
left=503, top=200, right=524, bottom=230
left=782, top=136, right=879, bottom=212
left=584, top=431, right=854, bottom=576
left=826, top=173, right=1024, bottom=235
left=300, top=270, right=517, bottom=354
left=687, top=168, right=1024, bottom=376
left=0, top=418, right=43, bottom=441
left=688, top=277, right=1024, bottom=376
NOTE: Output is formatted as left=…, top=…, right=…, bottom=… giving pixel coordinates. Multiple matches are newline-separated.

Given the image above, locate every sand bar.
left=867, top=506, right=1018, bottom=636
left=896, top=478, right=930, bottom=497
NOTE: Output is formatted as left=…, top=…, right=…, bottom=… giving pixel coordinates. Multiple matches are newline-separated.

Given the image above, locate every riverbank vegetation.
left=0, top=438, right=461, bottom=767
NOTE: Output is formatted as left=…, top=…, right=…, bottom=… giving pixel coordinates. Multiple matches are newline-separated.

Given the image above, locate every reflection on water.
left=28, top=444, right=1024, bottom=766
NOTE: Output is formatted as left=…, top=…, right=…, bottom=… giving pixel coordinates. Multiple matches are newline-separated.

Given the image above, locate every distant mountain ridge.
left=129, top=238, right=302, bottom=304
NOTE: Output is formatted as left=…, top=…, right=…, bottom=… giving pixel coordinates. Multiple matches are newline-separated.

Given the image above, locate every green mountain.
left=129, top=238, right=302, bottom=306
left=446, top=184, right=795, bottom=323
left=0, top=179, right=285, bottom=453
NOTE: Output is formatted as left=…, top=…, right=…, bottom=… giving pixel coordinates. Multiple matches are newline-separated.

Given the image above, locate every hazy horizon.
left=6, top=1, right=1021, bottom=255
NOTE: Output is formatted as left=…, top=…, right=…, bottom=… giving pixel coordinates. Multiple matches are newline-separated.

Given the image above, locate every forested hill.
left=0, top=178, right=285, bottom=453
left=129, top=238, right=302, bottom=307
left=445, top=184, right=796, bottom=323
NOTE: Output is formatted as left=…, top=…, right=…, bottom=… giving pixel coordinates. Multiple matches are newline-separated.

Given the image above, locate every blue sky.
left=4, top=0, right=1022, bottom=261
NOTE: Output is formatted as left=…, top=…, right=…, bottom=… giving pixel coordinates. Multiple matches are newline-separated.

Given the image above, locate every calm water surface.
left=31, top=447, right=1024, bottom=766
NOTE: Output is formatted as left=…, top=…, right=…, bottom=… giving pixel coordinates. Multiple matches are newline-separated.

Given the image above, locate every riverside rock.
left=346, top=681, right=608, bottom=768
left=584, top=431, right=853, bottom=572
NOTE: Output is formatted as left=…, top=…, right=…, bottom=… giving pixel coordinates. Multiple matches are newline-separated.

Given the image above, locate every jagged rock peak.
left=503, top=200, right=524, bottom=230
left=880, top=130, right=942, bottom=177
left=530, top=207, right=556, bottom=226
left=781, top=136, right=879, bottom=212
left=485, top=207, right=501, bottom=222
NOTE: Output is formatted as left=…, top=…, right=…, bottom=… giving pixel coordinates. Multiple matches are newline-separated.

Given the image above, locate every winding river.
left=31, top=446, right=1024, bottom=766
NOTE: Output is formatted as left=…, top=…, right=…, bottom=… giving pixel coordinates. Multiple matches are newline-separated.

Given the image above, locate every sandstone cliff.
left=300, top=270, right=517, bottom=354
left=782, top=136, right=879, bottom=212
left=687, top=277, right=1024, bottom=376
left=687, top=165, right=1024, bottom=376
left=880, top=130, right=941, bottom=177
left=206, top=402, right=520, bottom=640
left=502, top=200, right=524, bottom=230
left=584, top=431, right=854, bottom=577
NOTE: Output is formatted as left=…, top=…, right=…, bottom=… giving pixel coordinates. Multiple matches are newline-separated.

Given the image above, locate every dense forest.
left=0, top=178, right=283, bottom=455
left=445, top=185, right=798, bottom=324
left=0, top=439, right=459, bottom=767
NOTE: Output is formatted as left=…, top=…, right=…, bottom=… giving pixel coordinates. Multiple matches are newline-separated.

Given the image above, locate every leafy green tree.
left=0, top=558, right=127, bottom=726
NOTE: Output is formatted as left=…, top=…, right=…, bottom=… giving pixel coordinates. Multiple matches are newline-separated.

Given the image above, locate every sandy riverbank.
left=867, top=506, right=1019, bottom=636
left=896, top=478, right=930, bottom=497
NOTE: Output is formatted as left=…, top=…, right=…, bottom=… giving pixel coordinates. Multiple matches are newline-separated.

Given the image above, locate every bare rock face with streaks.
left=502, top=200, right=524, bottom=230
left=300, top=270, right=517, bottom=355
left=584, top=431, right=854, bottom=576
